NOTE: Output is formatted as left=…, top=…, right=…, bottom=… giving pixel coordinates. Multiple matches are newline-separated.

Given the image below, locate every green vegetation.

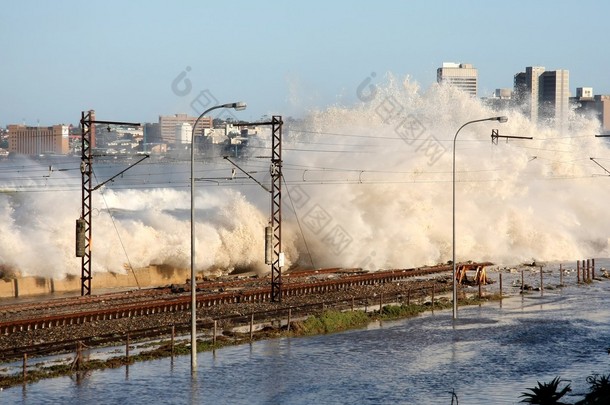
left=576, top=374, right=610, bottom=404
left=520, top=377, right=572, bottom=404
left=293, top=310, right=370, bottom=335
left=520, top=374, right=610, bottom=405
left=379, top=303, right=427, bottom=319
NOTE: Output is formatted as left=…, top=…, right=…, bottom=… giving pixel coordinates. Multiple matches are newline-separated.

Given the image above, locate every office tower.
left=436, top=62, right=478, bottom=97
left=513, top=66, right=545, bottom=123
left=514, top=66, right=569, bottom=127
left=539, top=69, right=569, bottom=126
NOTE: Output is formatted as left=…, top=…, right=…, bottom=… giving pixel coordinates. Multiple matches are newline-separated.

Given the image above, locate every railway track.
left=0, top=287, right=432, bottom=362
left=0, top=264, right=463, bottom=336
left=0, top=267, right=358, bottom=316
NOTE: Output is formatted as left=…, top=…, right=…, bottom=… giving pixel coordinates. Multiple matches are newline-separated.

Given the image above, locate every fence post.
left=432, top=284, right=435, bottom=309
left=582, top=260, right=586, bottom=282
left=213, top=320, right=217, bottom=345
left=540, top=266, right=543, bottom=295
left=407, top=289, right=411, bottom=305
left=521, top=269, right=525, bottom=290
left=76, top=341, right=82, bottom=371
left=22, top=353, right=27, bottom=381
left=559, top=264, right=563, bottom=286
left=379, top=293, right=383, bottom=312
left=250, top=313, right=254, bottom=341
left=171, top=325, right=175, bottom=359
left=593, top=258, right=596, bottom=279
left=287, top=308, right=291, bottom=333
left=126, top=333, right=130, bottom=361
left=577, top=260, right=581, bottom=283
left=499, top=273, right=503, bottom=297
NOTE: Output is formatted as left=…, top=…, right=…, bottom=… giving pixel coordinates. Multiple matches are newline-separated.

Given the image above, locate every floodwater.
left=2, top=265, right=610, bottom=404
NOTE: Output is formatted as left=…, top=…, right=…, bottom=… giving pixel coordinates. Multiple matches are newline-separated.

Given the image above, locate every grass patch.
left=379, top=303, right=427, bottom=319
left=292, top=310, right=370, bottom=335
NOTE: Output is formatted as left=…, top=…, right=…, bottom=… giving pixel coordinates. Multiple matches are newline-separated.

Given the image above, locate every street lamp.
left=452, top=116, right=507, bottom=319
left=191, top=102, right=246, bottom=372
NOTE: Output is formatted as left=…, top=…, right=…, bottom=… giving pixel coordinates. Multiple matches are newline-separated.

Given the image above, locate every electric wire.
left=282, top=174, right=316, bottom=269
left=92, top=169, right=141, bottom=289
left=0, top=127, right=608, bottom=191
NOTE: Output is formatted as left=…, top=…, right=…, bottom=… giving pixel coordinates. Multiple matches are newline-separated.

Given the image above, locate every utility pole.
left=269, top=116, right=283, bottom=302
left=231, top=116, right=284, bottom=301
left=77, top=110, right=141, bottom=296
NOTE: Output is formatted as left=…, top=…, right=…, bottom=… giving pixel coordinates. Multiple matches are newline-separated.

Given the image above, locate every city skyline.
left=2, top=1, right=609, bottom=126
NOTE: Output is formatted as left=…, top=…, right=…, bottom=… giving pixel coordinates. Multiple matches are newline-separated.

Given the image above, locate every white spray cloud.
left=1, top=74, right=608, bottom=278
left=282, top=74, right=609, bottom=269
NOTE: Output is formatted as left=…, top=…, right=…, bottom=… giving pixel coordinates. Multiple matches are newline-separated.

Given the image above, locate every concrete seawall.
left=0, top=265, right=191, bottom=298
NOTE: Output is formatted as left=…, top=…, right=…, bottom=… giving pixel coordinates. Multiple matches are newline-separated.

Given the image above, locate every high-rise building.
left=513, top=66, right=569, bottom=127
left=7, top=124, right=69, bottom=155
left=436, top=62, right=478, bottom=97
left=539, top=70, right=570, bottom=125
left=513, top=66, right=545, bottom=124
left=158, top=113, right=212, bottom=145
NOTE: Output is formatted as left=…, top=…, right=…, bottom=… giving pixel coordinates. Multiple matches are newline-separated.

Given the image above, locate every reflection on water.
left=3, top=270, right=610, bottom=404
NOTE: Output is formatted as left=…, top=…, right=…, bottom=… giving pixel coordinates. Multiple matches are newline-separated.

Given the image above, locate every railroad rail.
left=0, top=267, right=360, bottom=315
left=0, top=263, right=482, bottom=336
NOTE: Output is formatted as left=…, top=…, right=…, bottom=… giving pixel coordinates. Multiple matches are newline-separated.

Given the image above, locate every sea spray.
left=0, top=75, right=608, bottom=277
left=284, top=75, right=609, bottom=268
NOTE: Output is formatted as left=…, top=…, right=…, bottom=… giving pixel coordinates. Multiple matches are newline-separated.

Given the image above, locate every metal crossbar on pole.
left=491, top=129, right=533, bottom=144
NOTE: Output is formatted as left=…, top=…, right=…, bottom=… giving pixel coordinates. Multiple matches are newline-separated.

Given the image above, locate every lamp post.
left=452, top=116, right=507, bottom=319
left=191, top=102, right=246, bottom=372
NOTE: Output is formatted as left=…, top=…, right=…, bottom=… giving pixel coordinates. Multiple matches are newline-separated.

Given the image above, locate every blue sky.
left=2, top=0, right=609, bottom=126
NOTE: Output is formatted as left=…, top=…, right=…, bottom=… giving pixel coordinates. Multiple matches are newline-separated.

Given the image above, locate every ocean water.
left=3, top=265, right=610, bottom=405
